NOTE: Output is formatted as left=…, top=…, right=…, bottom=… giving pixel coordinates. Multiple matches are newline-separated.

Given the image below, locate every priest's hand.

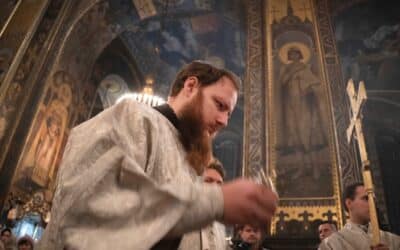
left=371, top=243, right=389, bottom=250
left=221, top=179, right=278, bottom=227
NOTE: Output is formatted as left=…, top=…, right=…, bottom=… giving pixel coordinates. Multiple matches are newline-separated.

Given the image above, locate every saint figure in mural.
left=31, top=111, right=62, bottom=186
left=16, top=73, right=71, bottom=192
left=278, top=43, right=328, bottom=179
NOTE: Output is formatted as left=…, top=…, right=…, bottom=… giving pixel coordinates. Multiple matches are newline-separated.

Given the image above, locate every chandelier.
left=116, top=77, right=165, bottom=107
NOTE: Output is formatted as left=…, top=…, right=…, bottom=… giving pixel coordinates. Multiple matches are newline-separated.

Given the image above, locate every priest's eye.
left=204, top=177, right=213, bottom=183
left=214, top=99, right=224, bottom=110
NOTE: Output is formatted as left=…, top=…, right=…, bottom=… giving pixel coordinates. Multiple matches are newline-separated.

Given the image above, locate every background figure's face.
left=18, top=243, right=32, bottom=250
left=47, top=117, right=61, bottom=138
left=347, top=186, right=370, bottom=225
left=239, top=225, right=262, bottom=244
left=198, top=76, right=238, bottom=138
left=1, top=231, right=11, bottom=243
left=288, top=50, right=302, bottom=62
left=203, top=168, right=223, bottom=185
left=318, top=223, right=334, bottom=241
left=48, top=122, right=60, bottom=138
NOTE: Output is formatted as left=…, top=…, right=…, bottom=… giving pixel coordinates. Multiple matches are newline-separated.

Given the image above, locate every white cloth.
left=37, top=100, right=224, bottom=250
left=179, top=221, right=227, bottom=250
left=319, top=222, right=400, bottom=250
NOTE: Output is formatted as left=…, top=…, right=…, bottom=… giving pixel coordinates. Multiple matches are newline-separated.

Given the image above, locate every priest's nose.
left=216, top=112, right=229, bottom=127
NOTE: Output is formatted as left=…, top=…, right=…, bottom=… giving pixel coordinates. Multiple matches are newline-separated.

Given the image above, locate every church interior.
left=0, top=0, right=399, bottom=249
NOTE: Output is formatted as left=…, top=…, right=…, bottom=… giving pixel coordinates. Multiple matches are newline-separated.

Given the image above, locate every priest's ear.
left=344, top=198, right=352, bottom=212
left=182, top=76, right=200, bottom=97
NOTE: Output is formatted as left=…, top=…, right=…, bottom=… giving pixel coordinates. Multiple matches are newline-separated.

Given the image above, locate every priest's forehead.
left=355, top=185, right=367, bottom=197
left=169, top=61, right=240, bottom=96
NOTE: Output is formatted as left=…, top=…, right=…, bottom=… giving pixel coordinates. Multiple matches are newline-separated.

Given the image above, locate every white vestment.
left=179, top=222, right=227, bottom=250
left=37, top=100, right=224, bottom=250
left=319, top=222, right=400, bottom=250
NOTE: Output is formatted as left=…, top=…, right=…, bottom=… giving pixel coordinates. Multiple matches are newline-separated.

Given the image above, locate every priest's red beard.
left=179, top=90, right=212, bottom=175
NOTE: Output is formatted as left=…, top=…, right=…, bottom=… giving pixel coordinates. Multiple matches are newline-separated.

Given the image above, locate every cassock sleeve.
left=38, top=100, right=223, bottom=250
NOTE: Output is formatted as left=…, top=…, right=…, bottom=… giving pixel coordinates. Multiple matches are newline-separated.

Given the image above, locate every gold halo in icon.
left=278, top=42, right=311, bottom=64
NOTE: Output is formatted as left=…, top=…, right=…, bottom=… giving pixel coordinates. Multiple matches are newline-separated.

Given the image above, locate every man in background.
left=231, top=224, right=268, bottom=250
left=320, top=183, right=400, bottom=250
left=203, top=158, right=225, bottom=185
left=318, top=221, right=337, bottom=242
left=179, top=158, right=228, bottom=250
left=0, top=228, right=16, bottom=250
left=17, top=236, right=34, bottom=250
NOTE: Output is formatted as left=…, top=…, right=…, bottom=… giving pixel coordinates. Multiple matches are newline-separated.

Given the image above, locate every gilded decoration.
left=0, top=0, right=114, bottom=210
left=0, top=0, right=65, bottom=208
left=7, top=0, right=116, bottom=203
left=0, top=0, right=50, bottom=171
left=14, top=71, right=72, bottom=195
left=265, top=0, right=344, bottom=235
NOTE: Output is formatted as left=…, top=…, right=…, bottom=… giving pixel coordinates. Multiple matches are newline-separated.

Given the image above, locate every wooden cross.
left=346, top=79, right=380, bottom=245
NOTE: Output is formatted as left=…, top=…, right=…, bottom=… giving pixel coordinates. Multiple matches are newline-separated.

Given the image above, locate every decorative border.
left=314, top=0, right=360, bottom=188
left=311, top=0, right=343, bottom=222
left=243, top=0, right=266, bottom=178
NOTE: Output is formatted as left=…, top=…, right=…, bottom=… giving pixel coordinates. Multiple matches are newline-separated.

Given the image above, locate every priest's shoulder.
left=114, top=98, right=158, bottom=118
left=71, top=99, right=159, bottom=132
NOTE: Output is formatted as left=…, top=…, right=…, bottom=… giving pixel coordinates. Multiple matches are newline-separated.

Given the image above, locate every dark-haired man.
left=0, top=229, right=11, bottom=245
left=17, top=236, right=34, bottom=250
left=39, top=61, right=278, bottom=250
left=319, top=183, right=400, bottom=250
left=231, top=224, right=268, bottom=250
left=203, top=158, right=225, bottom=185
